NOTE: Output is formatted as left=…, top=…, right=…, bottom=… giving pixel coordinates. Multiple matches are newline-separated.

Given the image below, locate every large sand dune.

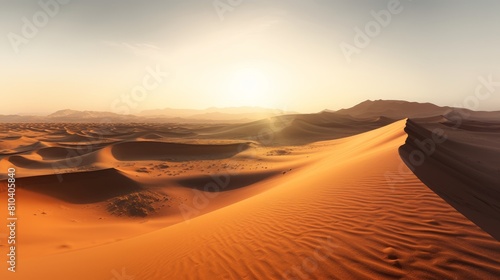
left=1, top=118, right=499, bottom=279
left=401, top=117, right=500, bottom=240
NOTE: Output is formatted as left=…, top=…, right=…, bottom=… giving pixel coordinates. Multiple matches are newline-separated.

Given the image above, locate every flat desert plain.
left=0, top=112, right=499, bottom=279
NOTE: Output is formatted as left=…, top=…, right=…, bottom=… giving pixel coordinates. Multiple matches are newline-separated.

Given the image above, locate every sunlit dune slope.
left=199, top=112, right=395, bottom=145
left=3, top=119, right=499, bottom=280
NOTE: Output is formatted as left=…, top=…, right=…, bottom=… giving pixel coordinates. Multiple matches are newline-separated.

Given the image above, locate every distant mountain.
left=48, top=109, right=134, bottom=120
left=138, top=108, right=205, bottom=118
left=47, top=109, right=83, bottom=118
left=336, top=99, right=500, bottom=121
left=2, top=101, right=498, bottom=123
left=139, top=107, right=294, bottom=121
left=321, top=109, right=336, bottom=113
left=0, top=115, right=45, bottom=123
left=336, top=100, right=454, bottom=119
left=0, top=107, right=292, bottom=123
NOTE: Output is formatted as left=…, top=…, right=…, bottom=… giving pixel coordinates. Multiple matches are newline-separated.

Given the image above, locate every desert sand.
left=401, top=117, right=500, bottom=241
left=0, top=106, right=499, bottom=279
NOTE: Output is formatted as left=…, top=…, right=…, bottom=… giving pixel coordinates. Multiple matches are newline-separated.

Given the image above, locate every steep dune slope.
left=3, top=120, right=499, bottom=280
left=400, top=118, right=500, bottom=240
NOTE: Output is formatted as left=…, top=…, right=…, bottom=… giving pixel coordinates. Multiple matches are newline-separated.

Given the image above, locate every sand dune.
left=110, top=141, right=251, bottom=161
left=199, top=113, right=396, bottom=145
left=0, top=137, right=46, bottom=154
left=176, top=170, right=281, bottom=192
left=16, top=168, right=142, bottom=203
left=5, top=155, right=54, bottom=170
left=38, top=133, right=100, bottom=143
left=1, top=119, right=499, bottom=279
left=139, top=133, right=167, bottom=139
left=401, top=118, right=500, bottom=240
left=36, top=146, right=98, bottom=160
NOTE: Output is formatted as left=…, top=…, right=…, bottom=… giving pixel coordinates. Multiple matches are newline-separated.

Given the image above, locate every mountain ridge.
left=2, top=100, right=499, bottom=123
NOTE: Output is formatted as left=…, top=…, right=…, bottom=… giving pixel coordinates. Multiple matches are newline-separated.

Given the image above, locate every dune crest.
left=400, top=118, right=500, bottom=240
left=2, top=119, right=499, bottom=279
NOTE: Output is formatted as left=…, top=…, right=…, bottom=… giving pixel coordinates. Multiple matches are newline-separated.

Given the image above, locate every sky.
left=1, top=0, right=500, bottom=115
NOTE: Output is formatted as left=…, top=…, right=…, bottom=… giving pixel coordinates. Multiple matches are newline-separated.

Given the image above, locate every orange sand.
left=0, top=119, right=499, bottom=279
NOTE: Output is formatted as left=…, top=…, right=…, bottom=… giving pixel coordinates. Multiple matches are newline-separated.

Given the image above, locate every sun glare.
left=229, top=68, right=271, bottom=106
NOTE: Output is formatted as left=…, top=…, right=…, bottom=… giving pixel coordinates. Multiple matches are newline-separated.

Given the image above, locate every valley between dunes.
left=0, top=118, right=499, bottom=279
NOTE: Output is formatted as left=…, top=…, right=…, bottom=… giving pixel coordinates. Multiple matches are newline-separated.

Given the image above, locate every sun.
left=228, top=68, right=271, bottom=106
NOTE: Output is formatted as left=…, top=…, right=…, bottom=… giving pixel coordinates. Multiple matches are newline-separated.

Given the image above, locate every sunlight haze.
left=1, top=0, right=500, bottom=114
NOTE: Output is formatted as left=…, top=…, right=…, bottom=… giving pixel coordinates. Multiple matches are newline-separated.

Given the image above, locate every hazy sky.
left=1, top=0, right=500, bottom=114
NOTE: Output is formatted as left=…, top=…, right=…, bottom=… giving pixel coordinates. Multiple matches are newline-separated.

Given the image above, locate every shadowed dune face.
left=0, top=138, right=46, bottom=155
left=176, top=170, right=281, bottom=192
left=36, top=147, right=98, bottom=160
left=38, top=134, right=101, bottom=143
left=1, top=119, right=499, bottom=280
left=400, top=118, right=500, bottom=240
left=197, top=113, right=397, bottom=145
left=16, top=168, right=142, bottom=204
left=8, top=155, right=51, bottom=169
left=110, top=141, right=250, bottom=161
left=0, top=116, right=500, bottom=279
